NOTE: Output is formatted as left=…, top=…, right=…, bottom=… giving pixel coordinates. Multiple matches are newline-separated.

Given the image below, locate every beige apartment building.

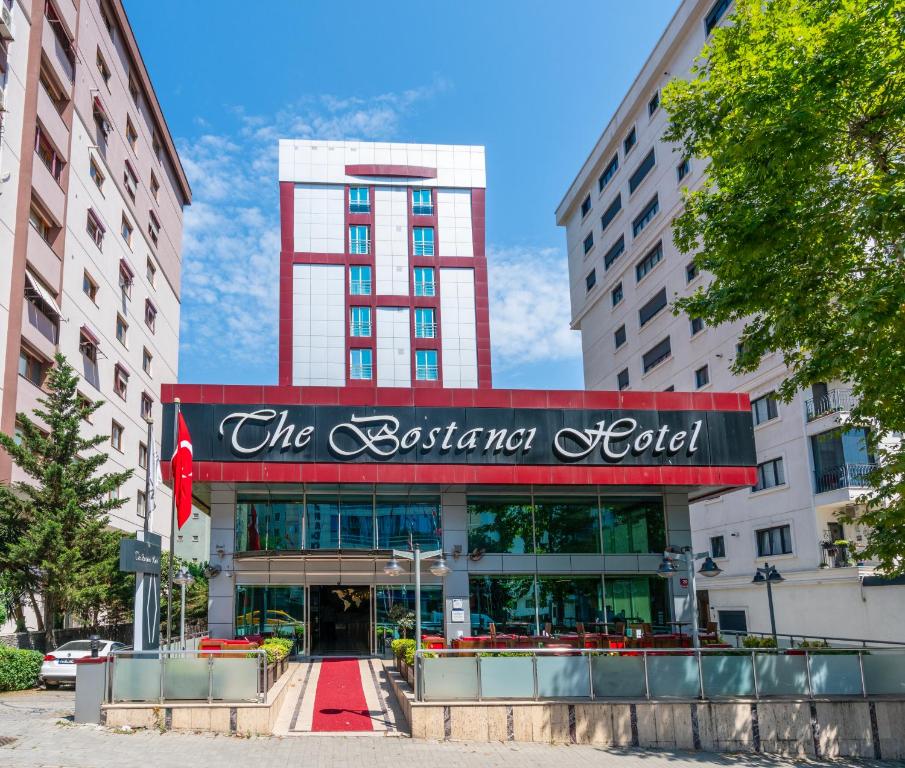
left=0, top=0, right=191, bottom=556
left=556, top=0, right=904, bottom=642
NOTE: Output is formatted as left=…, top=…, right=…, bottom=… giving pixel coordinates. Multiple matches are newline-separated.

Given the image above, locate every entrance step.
left=273, top=657, right=407, bottom=736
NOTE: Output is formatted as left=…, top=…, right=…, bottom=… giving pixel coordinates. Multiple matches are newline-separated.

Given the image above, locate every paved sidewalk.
left=1, top=689, right=900, bottom=768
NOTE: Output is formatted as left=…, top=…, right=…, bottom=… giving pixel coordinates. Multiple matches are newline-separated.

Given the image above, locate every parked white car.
left=41, top=639, right=125, bottom=687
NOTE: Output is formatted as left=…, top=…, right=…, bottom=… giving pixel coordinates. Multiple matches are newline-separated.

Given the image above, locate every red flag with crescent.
left=171, top=412, right=193, bottom=529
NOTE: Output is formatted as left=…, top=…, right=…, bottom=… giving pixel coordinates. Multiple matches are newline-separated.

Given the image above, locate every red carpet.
left=311, top=659, right=374, bottom=732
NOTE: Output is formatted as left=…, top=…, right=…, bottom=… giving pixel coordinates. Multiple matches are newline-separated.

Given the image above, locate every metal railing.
left=814, top=463, right=875, bottom=493
left=413, top=203, right=434, bottom=215
left=416, top=364, right=439, bottom=380
left=349, top=203, right=371, bottom=214
left=414, top=282, right=436, bottom=297
left=109, top=648, right=267, bottom=704
left=350, top=322, right=372, bottom=337
left=718, top=629, right=902, bottom=649
left=820, top=541, right=852, bottom=568
left=350, top=365, right=373, bottom=380
left=350, top=280, right=372, bottom=295
left=805, top=389, right=856, bottom=421
left=414, top=647, right=905, bottom=702
left=415, top=322, right=437, bottom=338
left=414, top=242, right=435, bottom=256
left=349, top=238, right=370, bottom=255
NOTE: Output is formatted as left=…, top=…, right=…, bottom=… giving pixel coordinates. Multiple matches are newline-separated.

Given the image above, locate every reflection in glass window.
left=235, top=499, right=303, bottom=551
left=376, top=585, right=443, bottom=652
left=467, top=498, right=533, bottom=554
left=533, top=499, right=600, bottom=554
left=469, top=575, right=536, bottom=635
left=306, top=497, right=340, bottom=549
left=605, top=576, right=669, bottom=626
left=234, top=585, right=305, bottom=641
left=536, top=576, right=603, bottom=632
left=340, top=496, right=374, bottom=549
left=601, top=498, right=665, bottom=554
left=376, top=498, right=441, bottom=550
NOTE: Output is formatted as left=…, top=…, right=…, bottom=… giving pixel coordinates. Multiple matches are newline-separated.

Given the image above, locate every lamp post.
left=752, top=562, right=784, bottom=643
left=173, top=566, right=194, bottom=650
left=384, top=545, right=450, bottom=651
left=657, top=546, right=722, bottom=649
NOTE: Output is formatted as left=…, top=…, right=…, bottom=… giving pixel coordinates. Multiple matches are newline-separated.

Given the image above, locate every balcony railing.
left=414, top=242, right=435, bottom=256
left=416, top=365, right=439, bottom=380
left=350, top=365, right=373, bottom=380
left=350, top=322, right=372, bottom=337
left=805, top=389, right=856, bottom=421
left=415, top=322, right=437, bottom=338
left=814, top=463, right=875, bottom=494
left=349, top=239, right=370, bottom=255
left=820, top=540, right=852, bottom=568
left=414, top=282, right=436, bottom=297
left=350, top=280, right=372, bottom=295
left=413, top=203, right=434, bottom=215
left=349, top=202, right=371, bottom=214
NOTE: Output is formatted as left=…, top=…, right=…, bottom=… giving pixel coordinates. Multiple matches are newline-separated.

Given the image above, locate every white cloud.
left=487, top=245, right=582, bottom=370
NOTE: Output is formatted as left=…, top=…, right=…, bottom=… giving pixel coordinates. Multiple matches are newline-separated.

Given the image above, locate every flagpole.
left=165, top=398, right=180, bottom=650
left=143, top=416, right=153, bottom=535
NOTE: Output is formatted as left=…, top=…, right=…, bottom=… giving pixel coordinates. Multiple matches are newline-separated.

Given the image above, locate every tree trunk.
left=42, top=597, right=54, bottom=651
left=27, top=589, right=44, bottom=632
left=13, top=603, right=26, bottom=633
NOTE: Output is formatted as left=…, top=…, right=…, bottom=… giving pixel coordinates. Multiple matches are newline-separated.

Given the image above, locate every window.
left=140, top=392, right=152, bottom=420
left=90, top=157, right=105, bottom=190
left=128, top=71, right=139, bottom=104
left=77, top=393, right=93, bottom=422
left=142, top=347, right=153, bottom=375
left=695, top=364, right=710, bottom=389
left=148, top=210, right=160, bottom=247
left=350, top=265, right=371, bottom=295
left=635, top=241, right=663, bottom=281
left=83, top=271, right=98, bottom=302
left=583, top=232, right=594, bottom=254
left=611, top=282, right=624, bottom=306
left=632, top=195, right=660, bottom=236
left=350, top=306, right=371, bottom=337
left=623, top=127, right=636, bottom=155
left=413, top=226, right=435, bottom=256
left=600, top=195, right=622, bottom=232
left=690, top=316, right=705, bottom=336
left=614, top=324, right=626, bottom=349
left=603, top=235, right=625, bottom=270
left=349, top=186, right=370, bottom=213
left=617, top=368, right=630, bottom=390
left=123, top=161, right=137, bottom=200
left=751, top=393, right=779, bottom=426
left=414, top=267, right=435, bottom=296
left=642, top=336, right=671, bottom=373
left=146, top=258, right=157, bottom=287
left=629, top=149, right=655, bottom=193
left=648, top=91, right=660, bottom=116
left=119, top=260, right=134, bottom=296
left=79, top=330, right=98, bottom=363
left=585, top=269, right=596, bottom=293
left=686, top=261, right=698, bottom=282
left=598, top=154, right=619, bottom=191
left=150, top=173, right=160, bottom=202
left=126, top=117, right=138, bottom=151
left=639, top=286, right=667, bottom=327
left=111, top=420, right=124, bottom=451
left=416, top=349, right=439, bottom=380
left=414, top=308, right=436, bottom=338
left=30, top=203, right=53, bottom=243
left=705, top=0, right=732, bottom=34
left=137, top=491, right=147, bottom=519
left=113, top=364, right=129, bottom=399
left=412, top=189, right=433, bottom=215
left=349, top=225, right=369, bottom=254
left=580, top=194, right=591, bottom=218
left=756, top=523, right=792, bottom=556
left=121, top=215, right=133, bottom=248
left=753, top=458, right=786, bottom=492
left=35, top=126, right=65, bottom=182
left=102, top=7, right=114, bottom=38
left=87, top=209, right=105, bottom=248
left=96, top=49, right=111, bottom=84
left=350, top=348, right=372, bottom=380
left=116, top=314, right=128, bottom=346
left=144, top=299, right=156, bottom=332
left=39, top=66, right=67, bottom=112
left=152, top=132, right=161, bottom=159
left=677, top=157, right=690, bottom=182
left=18, top=347, right=47, bottom=387
left=710, top=535, right=726, bottom=559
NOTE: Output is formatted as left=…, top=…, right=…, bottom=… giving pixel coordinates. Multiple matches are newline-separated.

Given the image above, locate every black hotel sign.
left=164, top=404, right=755, bottom=467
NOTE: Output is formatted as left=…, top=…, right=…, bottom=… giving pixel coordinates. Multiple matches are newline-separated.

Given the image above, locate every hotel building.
left=0, top=0, right=191, bottom=549
left=163, top=139, right=757, bottom=655
left=556, top=0, right=904, bottom=641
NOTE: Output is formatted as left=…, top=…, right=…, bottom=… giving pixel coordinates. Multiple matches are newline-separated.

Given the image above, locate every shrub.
left=797, top=640, right=830, bottom=649
left=742, top=635, right=778, bottom=648
left=261, top=637, right=293, bottom=664
left=391, top=638, right=416, bottom=666
left=0, top=646, right=44, bottom=691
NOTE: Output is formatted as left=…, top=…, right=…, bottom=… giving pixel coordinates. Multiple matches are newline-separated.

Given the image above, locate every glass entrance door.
left=309, top=585, right=372, bottom=655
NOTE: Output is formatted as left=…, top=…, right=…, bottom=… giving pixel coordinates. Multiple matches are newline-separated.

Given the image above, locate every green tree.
left=69, top=529, right=134, bottom=629
left=663, top=0, right=905, bottom=573
left=0, top=354, right=132, bottom=648
left=159, top=553, right=208, bottom=638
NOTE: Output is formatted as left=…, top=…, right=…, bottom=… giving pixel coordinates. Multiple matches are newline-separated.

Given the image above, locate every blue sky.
left=127, top=0, right=682, bottom=389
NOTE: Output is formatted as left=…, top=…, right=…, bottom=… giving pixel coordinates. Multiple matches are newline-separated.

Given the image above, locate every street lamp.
left=173, top=566, right=194, bottom=650
left=752, top=562, right=784, bottom=643
left=657, top=546, right=722, bottom=648
left=383, top=545, right=450, bottom=650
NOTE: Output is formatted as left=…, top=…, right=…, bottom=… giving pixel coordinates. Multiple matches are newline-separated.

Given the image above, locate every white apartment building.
left=0, top=0, right=191, bottom=634
left=556, top=0, right=904, bottom=642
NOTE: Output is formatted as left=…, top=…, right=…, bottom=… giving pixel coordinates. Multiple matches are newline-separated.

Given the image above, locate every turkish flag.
left=171, top=412, right=193, bottom=530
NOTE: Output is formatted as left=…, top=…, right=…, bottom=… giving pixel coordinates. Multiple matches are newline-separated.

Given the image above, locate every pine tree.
left=0, top=354, right=132, bottom=648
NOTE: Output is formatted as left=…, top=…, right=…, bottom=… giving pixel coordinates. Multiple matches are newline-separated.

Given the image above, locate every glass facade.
left=234, top=585, right=305, bottom=640
left=376, top=584, right=443, bottom=647
left=235, top=499, right=303, bottom=551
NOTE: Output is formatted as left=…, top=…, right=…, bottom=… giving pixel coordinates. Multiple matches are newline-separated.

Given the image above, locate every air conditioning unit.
left=0, top=6, right=14, bottom=41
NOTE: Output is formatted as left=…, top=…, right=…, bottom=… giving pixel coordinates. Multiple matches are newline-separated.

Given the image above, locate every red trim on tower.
left=345, top=164, right=437, bottom=179
left=409, top=186, right=442, bottom=388
left=471, top=188, right=492, bottom=388
left=278, top=182, right=295, bottom=385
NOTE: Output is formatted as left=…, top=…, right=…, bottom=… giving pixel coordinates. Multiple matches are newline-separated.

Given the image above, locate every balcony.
left=41, top=14, right=74, bottom=85
left=36, top=85, right=70, bottom=160
left=415, top=322, right=437, bottom=339
left=820, top=540, right=853, bottom=568
left=814, top=463, right=875, bottom=494
left=26, top=225, right=62, bottom=288
left=32, top=150, right=66, bottom=225
left=805, top=389, right=856, bottom=422
left=349, top=239, right=370, bottom=255
left=21, top=299, right=58, bottom=359
left=350, top=280, right=371, bottom=295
